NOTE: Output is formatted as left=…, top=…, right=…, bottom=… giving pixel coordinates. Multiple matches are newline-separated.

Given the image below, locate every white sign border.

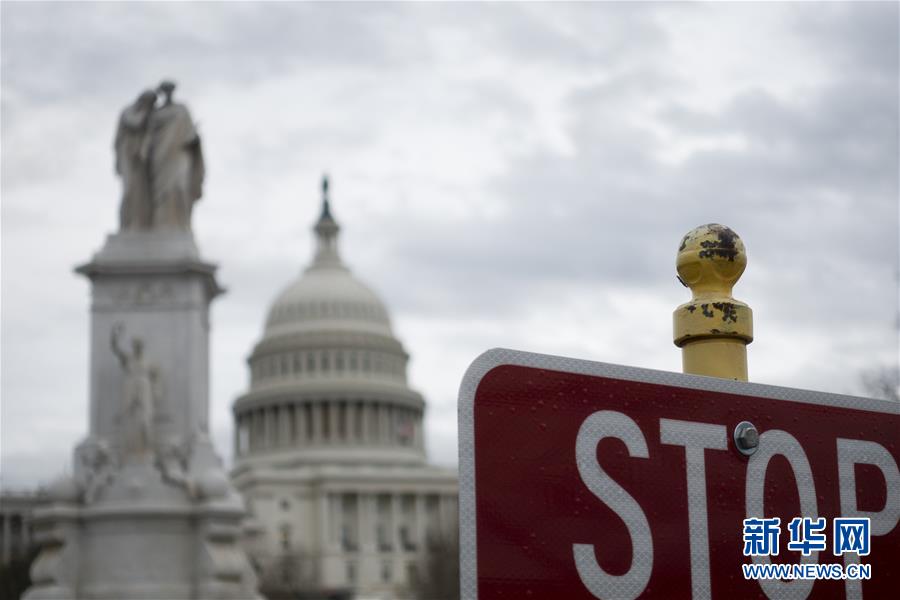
left=457, top=347, right=899, bottom=599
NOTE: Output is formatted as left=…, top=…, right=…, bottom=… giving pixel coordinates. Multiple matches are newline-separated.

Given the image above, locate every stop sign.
left=458, top=349, right=899, bottom=599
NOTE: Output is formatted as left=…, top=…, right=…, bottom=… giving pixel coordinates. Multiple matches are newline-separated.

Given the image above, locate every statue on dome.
left=114, top=80, right=205, bottom=231
left=111, top=323, right=161, bottom=459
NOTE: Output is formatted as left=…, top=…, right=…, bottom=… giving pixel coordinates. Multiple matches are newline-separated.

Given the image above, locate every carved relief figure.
left=75, top=437, right=117, bottom=503
left=147, top=80, right=205, bottom=229
left=113, top=89, right=157, bottom=230
left=111, top=323, right=160, bottom=458
left=157, top=436, right=198, bottom=499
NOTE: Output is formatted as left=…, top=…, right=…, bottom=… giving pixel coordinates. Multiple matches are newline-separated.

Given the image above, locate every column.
left=261, top=406, right=270, bottom=449
left=278, top=404, right=294, bottom=447
left=270, top=406, right=278, bottom=447
left=382, top=405, right=391, bottom=444
left=415, top=494, right=427, bottom=552
left=295, top=402, right=306, bottom=445
left=390, top=494, right=401, bottom=554
left=274, top=406, right=282, bottom=447
left=360, top=402, right=370, bottom=444
left=373, top=404, right=382, bottom=444
left=312, top=401, right=322, bottom=444
left=438, top=495, right=451, bottom=538
left=356, top=493, right=369, bottom=551
left=417, top=409, right=425, bottom=451
left=330, top=493, right=341, bottom=551
left=343, top=401, right=353, bottom=443
left=261, top=408, right=268, bottom=448
left=330, top=402, right=340, bottom=444
left=288, top=404, right=297, bottom=444
left=375, top=403, right=383, bottom=443
left=269, top=406, right=277, bottom=448
left=257, top=409, right=265, bottom=450
left=373, top=404, right=381, bottom=444
left=346, top=402, right=355, bottom=443
left=317, top=491, right=330, bottom=556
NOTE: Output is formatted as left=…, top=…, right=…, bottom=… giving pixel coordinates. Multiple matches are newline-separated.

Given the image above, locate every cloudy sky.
left=2, top=2, right=897, bottom=490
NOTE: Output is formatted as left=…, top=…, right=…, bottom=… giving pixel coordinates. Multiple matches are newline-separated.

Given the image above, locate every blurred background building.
left=0, top=492, right=41, bottom=566
left=231, top=178, right=458, bottom=599
left=0, top=491, right=44, bottom=599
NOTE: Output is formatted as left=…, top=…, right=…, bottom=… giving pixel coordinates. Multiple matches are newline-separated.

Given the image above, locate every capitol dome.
left=232, top=177, right=426, bottom=469
left=230, top=177, right=457, bottom=599
left=263, top=259, right=393, bottom=339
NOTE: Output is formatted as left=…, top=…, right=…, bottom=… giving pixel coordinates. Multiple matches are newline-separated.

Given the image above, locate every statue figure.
left=113, top=89, right=157, bottom=230
left=113, top=80, right=205, bottom=231
left=110, top=323, right=160, bottom=459
left=146, top=80, right=205, bottom=229
left=157, top=436, right=198, bottom=499
left=75, top=437, right=117, bottom=503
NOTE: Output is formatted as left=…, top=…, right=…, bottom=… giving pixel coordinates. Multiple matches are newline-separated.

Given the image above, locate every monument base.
left=25, top=440, right=261, bottom=600
left=25, top=229, right=260, bottom=599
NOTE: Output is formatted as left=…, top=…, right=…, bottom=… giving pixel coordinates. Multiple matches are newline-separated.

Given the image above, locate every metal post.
left=673, top=223, right=753, bottom=381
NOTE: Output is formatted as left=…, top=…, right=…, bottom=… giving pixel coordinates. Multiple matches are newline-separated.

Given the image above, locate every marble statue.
left=113, top=81, right=205, bottom=231
left=23, top=84, right=260, bottom=600
left=156, top=436, right=198, bottom=499
left=74, top=437, right=117, bottom=504
left=147, top=81, right=205, bottom=229
left=114, top=90, right=157, bottom=230
left=110, top=323, right=159, bottom=458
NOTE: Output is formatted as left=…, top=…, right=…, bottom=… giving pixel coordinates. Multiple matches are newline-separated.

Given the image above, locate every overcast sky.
left=2, top=2, right=898, bottom=490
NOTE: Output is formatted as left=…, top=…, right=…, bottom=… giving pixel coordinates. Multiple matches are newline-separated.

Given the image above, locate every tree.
left=861, top=365, right=899, bottom=402
left=0, top=546, right=39, bottom=600
left=411, top=530, right=460, bottom=600
left=255, top=548, right=352, bottom=600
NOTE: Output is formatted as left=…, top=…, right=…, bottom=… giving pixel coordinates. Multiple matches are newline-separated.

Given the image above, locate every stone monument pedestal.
left=25, top=231, right=260, bottom=600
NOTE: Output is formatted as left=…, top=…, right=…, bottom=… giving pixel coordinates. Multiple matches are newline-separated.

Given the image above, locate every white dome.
left=261, top=181, right=393, bottom=339
left=233, top=177, right=425, bottom=468
left=264, top=267, right=392, bottom=337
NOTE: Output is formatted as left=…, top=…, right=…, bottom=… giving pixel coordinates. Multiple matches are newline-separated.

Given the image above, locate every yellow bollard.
left=673, top=223, right=753, bottom=381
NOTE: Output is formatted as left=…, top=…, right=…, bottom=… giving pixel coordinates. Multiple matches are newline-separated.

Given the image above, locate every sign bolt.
left=733, top=421, right=759, bottom=456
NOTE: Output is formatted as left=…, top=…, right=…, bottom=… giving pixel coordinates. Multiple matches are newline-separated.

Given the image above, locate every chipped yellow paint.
left=673, top=223, right=753, bottom=381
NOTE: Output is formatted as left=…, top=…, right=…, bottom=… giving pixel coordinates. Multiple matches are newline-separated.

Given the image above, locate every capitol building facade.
left=230, top=179, right=458, bottom=599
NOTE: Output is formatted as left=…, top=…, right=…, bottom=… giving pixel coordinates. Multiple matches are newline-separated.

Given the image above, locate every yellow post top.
left=673, top=223, right=753, bottom=381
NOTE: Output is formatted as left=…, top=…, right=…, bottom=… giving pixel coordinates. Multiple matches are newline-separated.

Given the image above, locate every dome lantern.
left=310, top=174, right=343, bottom=271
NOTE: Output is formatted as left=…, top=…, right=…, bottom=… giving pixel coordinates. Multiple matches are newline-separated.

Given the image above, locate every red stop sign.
left=458, top=349, right=900, bottom=599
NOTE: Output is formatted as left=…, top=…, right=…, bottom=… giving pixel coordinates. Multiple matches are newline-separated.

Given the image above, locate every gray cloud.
left=2, top=1, right=897, bottom=487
